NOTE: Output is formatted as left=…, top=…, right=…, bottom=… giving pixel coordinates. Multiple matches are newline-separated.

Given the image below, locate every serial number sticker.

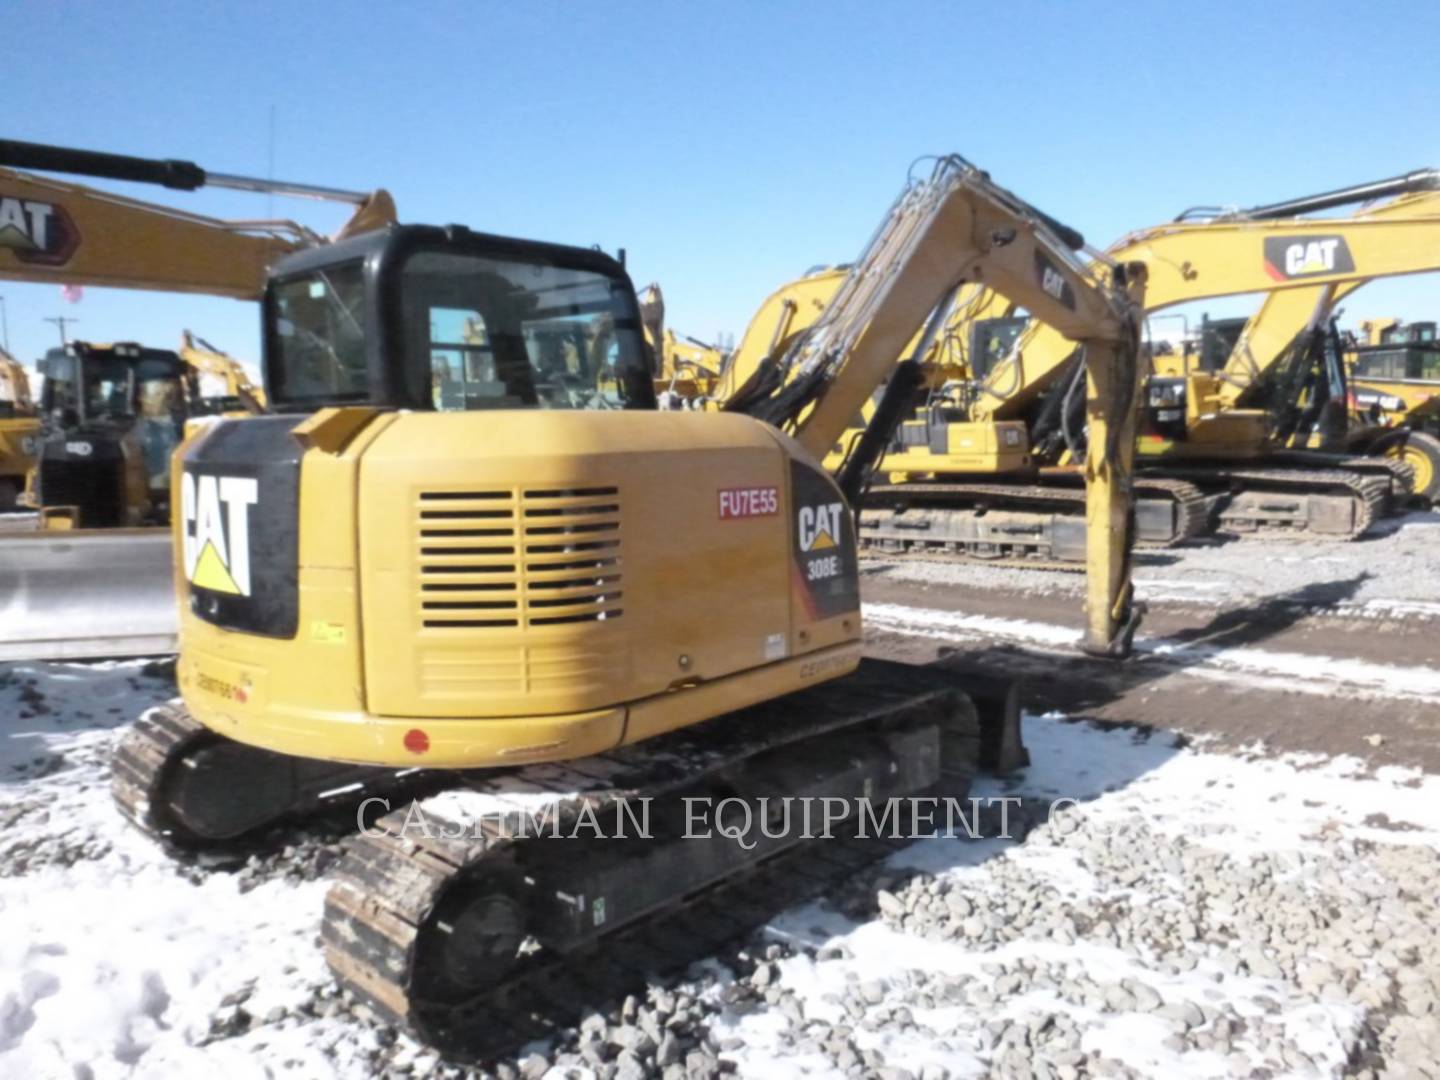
left=718, top=486, right=779, bottom=520
left=196, top=671, right=251, bottom=704
left=311, top=621, right=347, bottom=644
left=799, top=654, right=853, bottom=681
left=764, top=632, right=788, bottom=661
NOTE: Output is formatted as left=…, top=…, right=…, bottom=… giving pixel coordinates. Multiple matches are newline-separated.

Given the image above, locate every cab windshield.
left=268, top=261, right=370, bottom=406
left=266, top=247, right=652, bottom=411
left=41, top=351, right=185, bottom=425
left=405, top=250, right=649, bottom=411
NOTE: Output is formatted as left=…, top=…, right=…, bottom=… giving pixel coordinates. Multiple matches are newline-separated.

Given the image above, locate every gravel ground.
left=5, top=659, right=1440, bottom=1078
left=866, top=510, right=1440, bottom=618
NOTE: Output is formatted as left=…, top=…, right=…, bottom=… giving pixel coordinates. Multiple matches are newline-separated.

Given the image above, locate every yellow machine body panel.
left=0, top=416, right=39, bottom=491
left=0, top=351, right=38, bottom=498
left=883, top=419, right=1031, bottom=477
left=176, top=410, right=862, bottom=768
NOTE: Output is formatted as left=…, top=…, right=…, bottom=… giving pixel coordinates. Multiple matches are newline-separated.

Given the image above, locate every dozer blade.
left=0, top=528, right=177, bottom=661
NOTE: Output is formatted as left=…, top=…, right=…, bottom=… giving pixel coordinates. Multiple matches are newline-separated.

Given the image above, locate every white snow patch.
left=711, top=712, right=1440, bottom=1077
left=864, top=601, right=1440, bottom=703
left=5, top=655, right=1440, bottom=1076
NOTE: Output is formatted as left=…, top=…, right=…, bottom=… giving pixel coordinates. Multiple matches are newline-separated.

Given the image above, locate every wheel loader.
left=1345, top=318, right=1440, bottom=497
left=105, top=153, right=1146, bottom=1052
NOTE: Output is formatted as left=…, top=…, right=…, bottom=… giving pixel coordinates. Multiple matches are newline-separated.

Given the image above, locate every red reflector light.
left=403, top=728, right=430, bottom=754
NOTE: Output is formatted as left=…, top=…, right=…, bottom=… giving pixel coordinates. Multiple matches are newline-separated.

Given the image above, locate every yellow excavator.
left=109, top=154, right=1145, bottom=1050
left=637, top=282, right=728, bottom=404
left=0, top=139, right=395, bottom=661
left=180, top=330, right=267, bottom=414
left=0, top=346, right=38, bottom=510
left=711, top=169, right=1440, bottom=562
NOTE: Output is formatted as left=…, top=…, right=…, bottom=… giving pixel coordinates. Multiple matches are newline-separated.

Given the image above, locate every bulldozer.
left=0, top=139, right=395, bottom=660
left=24, top=340, right=201, bottom=528
left=110, top=154, right=1146, bottom=1052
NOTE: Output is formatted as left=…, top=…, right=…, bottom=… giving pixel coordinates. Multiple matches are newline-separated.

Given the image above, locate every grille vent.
left=416, top=486, right=622, bottom=630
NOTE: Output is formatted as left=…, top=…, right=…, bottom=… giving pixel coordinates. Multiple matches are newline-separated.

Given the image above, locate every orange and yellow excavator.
left=0, top=139, right=395, bottom=660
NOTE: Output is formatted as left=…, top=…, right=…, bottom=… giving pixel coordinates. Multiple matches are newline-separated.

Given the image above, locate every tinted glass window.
left=270, top=261, right=370, bottom=406
left=402, top=250, right=650, bottom=411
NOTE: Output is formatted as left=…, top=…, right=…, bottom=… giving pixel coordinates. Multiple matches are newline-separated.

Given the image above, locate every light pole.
left=44, top=315, right=78, bottom=346
left=0, top=295, right=8, bottom=354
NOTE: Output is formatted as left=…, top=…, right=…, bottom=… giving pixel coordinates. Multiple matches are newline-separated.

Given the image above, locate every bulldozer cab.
left=262, top=225, right=657, bottom=415
left=35, top=343, right=194, bottom=525
left=40, top=345, right=191, bottom=426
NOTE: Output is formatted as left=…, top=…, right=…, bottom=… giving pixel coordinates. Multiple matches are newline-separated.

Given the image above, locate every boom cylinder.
left=1177, top=168, right=1440, bottom=221
left=0, top=139, right=370, bottom=204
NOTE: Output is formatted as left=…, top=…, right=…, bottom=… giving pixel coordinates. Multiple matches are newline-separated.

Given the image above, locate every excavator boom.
left=734, top=157, right=1147, bottom=655
left=977, top=189, right=1440, bottom=423
left=0, top=140, right=395, bottom=298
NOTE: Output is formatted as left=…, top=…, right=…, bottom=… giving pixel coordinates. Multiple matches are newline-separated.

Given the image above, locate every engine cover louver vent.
left=416, top=486, right=623, bottom=630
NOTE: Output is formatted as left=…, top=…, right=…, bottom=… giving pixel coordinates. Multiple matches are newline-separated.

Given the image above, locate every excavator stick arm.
left=739, top=157, right=1147, bottom=657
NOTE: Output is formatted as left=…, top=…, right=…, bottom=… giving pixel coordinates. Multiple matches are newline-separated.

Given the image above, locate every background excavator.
left=0, top=139, right=395, bottom=661
left=181, top=330, right=267, bottom=414
left=1134, top=178, right=1440, bottom=507
left=0, top=346, right=38, bottom=510
left=706, top=168, right=1440, bottom=564
left=109, top=154, right=1144, bottom=1053
left=637, top=282, right=728, bottom=404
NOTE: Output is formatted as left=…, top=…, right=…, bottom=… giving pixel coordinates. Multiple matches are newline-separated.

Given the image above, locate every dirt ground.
left=859, top=511, right=1440, bottom=775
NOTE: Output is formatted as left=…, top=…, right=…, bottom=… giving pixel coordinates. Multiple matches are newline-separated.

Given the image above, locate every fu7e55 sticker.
left=718, top=486, right=779, bottom=520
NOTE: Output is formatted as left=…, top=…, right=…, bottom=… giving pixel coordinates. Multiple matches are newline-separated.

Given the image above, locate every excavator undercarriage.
left=118, top=659, right=1023, bottom=1056
left=859, top=475, right=1209, bottom=566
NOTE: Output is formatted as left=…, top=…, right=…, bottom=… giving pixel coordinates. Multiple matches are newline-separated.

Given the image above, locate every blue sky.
left=3, top=1, right=1439, bottom=375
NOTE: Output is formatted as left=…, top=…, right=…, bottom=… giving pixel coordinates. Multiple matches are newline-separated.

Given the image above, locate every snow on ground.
left=868, top=510, right=1440, bottom=618
left=4, top=659, right=1440, bottom=1078
left=712, top=715, right=1440, bottom=1078
left=0, top=661, right=393, bottom=1080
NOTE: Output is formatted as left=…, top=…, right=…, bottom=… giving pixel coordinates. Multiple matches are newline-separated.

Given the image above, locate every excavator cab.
left=966, top=316, right=1028, bottom=382
left=260, top=225, right=657, bottom=415
left=35, top=342, right=196, bottom=526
